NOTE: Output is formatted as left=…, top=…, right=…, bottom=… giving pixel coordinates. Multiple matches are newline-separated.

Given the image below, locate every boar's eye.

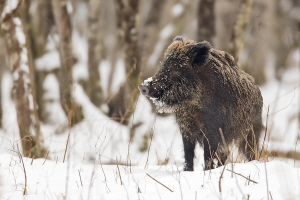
left=188, top=41, right=211, bottom=67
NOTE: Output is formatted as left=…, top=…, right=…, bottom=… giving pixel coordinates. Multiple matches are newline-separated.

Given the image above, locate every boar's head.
left=139, top=36, right=211, bottom=113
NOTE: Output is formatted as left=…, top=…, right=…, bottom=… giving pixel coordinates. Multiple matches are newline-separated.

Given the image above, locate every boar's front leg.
left=182, top=134, right=196, bottom=171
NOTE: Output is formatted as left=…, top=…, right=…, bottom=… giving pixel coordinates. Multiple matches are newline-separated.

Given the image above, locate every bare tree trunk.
left=51, top=0, right=84, bottom=126
left=231, top=0, right=254, bottom=62
left=30, top=0, right=54, bottom=58
left=145, top=0, right=192, bottom=72
left=0, top=37, right=8, bottom=128
left=215, top=0, right=241, bottom=52
left=240, top=1, right=268, bottom=85
left=108, top=0, right=140, bottom=124
left=107, top=0, right=126, bottom=122
left=122, top=0, right=140, bottom=122
left=1, top=0, right=46, bottom=158
left=139, top=0, right=165, bottom=77
left=87, top=0, right=103, bottom=108
left=272, top=0, right=299, bottom=80
left=30, top=0, right=55, bottom=123
left=0, top=0, right=6, bottom=128
left=197, top=0, right=215, bottom=44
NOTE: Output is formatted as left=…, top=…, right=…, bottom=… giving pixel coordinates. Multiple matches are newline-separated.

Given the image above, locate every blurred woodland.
left=0, top=0, right=299, bottom=158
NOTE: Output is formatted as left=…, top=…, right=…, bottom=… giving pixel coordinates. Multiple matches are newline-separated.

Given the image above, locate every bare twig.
left=63, top=132, right=71, bottom=163
left=259, top=106, right=270, bottom=159
left=126, top=95, right=140, bottom=166
left=116, top=162, right=123, bottom=185
left=30, top=156, right=34, bottom=165
left=43, top=150, right=50, bottom=165
left=264, top=162, right=270, bottom=200
left=226, top=169, right=258, bottom=184
left=99, top=155, right=107, bottom=182
left=219, top=164, right=226, bottom=193
left=146, top=173, right=173, bottom=192
left=16, top=144, right=27, bottom=195
left=144, top=117, right=156, bottom=169
left=219, top=128, right=229, bottom=155
left=99, top=155, right=111, bottom=192
left=78, top=169, right=83, bottom=187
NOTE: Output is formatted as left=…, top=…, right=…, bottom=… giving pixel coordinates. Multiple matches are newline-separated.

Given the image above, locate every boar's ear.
left=188, top=41, right=211, bottom=67
left=173, top=36, right=184, bottom=42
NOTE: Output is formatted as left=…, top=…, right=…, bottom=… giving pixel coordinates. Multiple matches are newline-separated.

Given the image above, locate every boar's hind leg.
left=182, top=135, right=196, bottom=171
left=203, top=138, right=227, bottom=170
left=240, top=126, right=261, bottom=161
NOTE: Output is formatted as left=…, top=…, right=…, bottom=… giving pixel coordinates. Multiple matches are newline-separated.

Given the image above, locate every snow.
left=148, top=24, right=174, bottom=68
left=0, top=153, right=299, bottom=200
left=260, top=66, right=300, bottom=152
left=35, top=51, right=60, bottom=71
left=172, top=4, right=184, bottom=17
left=142, top=77, right=153, bottom=86
left=13, top=18, right=25, bottom=44
left=1, top=0, right=19, bottom=19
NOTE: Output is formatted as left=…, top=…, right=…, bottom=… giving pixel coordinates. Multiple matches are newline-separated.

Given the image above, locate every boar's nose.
left=138, top=85, right=150, bottom=96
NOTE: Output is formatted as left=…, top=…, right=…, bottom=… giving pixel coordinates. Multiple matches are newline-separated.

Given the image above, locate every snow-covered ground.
left=1, top=153, right=299, bottom=200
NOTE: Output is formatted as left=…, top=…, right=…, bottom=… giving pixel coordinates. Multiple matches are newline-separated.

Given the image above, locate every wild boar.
left=138, top=36, right=263, bottom=171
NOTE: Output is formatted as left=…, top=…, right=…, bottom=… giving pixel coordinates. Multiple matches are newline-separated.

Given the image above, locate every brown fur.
left=139, top=36, right=263, bottom=171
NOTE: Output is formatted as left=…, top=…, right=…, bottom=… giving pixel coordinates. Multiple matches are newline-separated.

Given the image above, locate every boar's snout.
left=138, top=85, right=150, bottom=96
left=138, top=84, right=161, bottom=99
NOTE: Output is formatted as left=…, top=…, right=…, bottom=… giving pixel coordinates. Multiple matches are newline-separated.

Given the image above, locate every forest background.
left=0, top=0, right=299, bottom=165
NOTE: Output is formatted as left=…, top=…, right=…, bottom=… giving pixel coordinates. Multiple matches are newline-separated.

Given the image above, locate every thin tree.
left=0, top=37, right=8, bottom=128
left=122, top=0, right=141, bottom=122
left=197, top=0, right=215, bottom=43
left=1, top=0, right=46, bottom=157
left=28, top=0, right=55, bottom=123
left=51, top=0, right=84, bottom=126
left=139, top=0, right=165, bottom=78
left=87, top=0, right=103, bottom=108
left=231, top=0, right=254, bottom=62
left=108, top=0, right=140, bottom=124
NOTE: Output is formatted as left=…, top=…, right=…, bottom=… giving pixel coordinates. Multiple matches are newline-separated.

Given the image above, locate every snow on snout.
left=142, top=77, right=153, bottom=86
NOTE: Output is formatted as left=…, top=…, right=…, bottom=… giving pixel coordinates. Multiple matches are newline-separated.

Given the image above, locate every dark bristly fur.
left=138, top=36, right=264, bottom=171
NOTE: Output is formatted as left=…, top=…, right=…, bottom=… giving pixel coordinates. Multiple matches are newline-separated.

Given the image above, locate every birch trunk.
left=1, top=0, right=46, bottom=157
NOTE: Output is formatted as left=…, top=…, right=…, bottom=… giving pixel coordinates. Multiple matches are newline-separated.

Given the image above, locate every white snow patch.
left=43, top=74, right=60, bottom=100
left=73, top=61, right=89, bottom=82
left=99, top=59, right=110, bottom=98
left=0, top=153, right=299, bottom=200
left=160, top=24, right=174, bottom=40
left=43, top=74, right=67, bottom=124
left=1, top=0, right=19, bottom=19
left=13, top=18, right=25, bottom=44
left=148, top=24, right=174, bottom=68
left=73, top=31, right=88, bottom=63
left=260, top=66, right=300, bottom=152
left=101, top=58, right=126, bottom=96
left=35, top=51, right=60, bottom=71
left=142, top=77, right=153, bottom=86
left=0, top=73, right=19, bottom=154
left=172, top=4, right=184, bottom=17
